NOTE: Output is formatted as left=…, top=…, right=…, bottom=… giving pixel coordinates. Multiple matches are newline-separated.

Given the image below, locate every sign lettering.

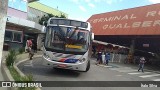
left=91, top=10, right=160, bottom=30
left=65, top=44, right=82, bottom=49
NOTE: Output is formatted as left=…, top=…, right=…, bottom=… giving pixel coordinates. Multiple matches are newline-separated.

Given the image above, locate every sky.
left=38, top=0, right=160, bottom=21
left=8, top=0, right=27, bottom=12
left=9, top=0, right=160, bottom=21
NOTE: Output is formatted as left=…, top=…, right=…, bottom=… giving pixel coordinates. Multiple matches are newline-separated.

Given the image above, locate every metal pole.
left=128, top=39, right=135, bottom=63
left=111, top=54, right=114, bottom=62
left=119, top=54, right=121, bottom=63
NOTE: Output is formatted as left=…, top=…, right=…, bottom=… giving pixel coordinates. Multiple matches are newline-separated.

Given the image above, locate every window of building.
left=5, top=31, right=12, bottom=41
left=5, top=30, right=23, bottom=43
left=13, top=32, right=22, bottom=42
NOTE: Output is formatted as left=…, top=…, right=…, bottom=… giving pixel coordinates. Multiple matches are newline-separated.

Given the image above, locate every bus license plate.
left=58, top=64, right=67, bottom=68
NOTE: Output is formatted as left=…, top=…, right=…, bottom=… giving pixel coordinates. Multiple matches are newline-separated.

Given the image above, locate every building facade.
left=88, top=3, right=160, bottom=56
left=27, top=2, right=68, bottom=23
left=4, top=0, right=68, bottom=51
left=27, top=1, right=68, bottom=50
left=4, top=0, right=43, bottom=51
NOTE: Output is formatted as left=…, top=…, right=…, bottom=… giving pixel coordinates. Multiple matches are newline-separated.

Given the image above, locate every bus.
left=42, top=18, right=93, bottom=72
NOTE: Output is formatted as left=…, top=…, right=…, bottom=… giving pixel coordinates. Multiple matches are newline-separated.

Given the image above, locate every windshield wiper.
left=57, top=27, right=65, bottom=41
left=67, top=27, right=79, bottom=41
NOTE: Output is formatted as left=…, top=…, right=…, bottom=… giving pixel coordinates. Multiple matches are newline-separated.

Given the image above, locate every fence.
left=109, top=53, right=141, bottom=64
left=110, top=53, right=127, bottom=63
left=93, top=53, right=141, bottom=64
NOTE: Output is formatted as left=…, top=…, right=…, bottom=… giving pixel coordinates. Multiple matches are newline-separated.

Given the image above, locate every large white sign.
left=0, top=0, right=8, bottom=67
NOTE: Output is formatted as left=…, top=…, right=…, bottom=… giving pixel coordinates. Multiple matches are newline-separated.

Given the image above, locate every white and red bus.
left=42, top=18, right=93, bottom=72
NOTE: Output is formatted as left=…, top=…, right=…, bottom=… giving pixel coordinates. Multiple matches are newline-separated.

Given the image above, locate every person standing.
left=96, top=51, right=102, bottom=65
left=26, top=38, right=34, bottom=60
left=31, top=38, right=37, bottom=53
left=105, top=52, right=110, bottom=65
left=92, top=45, right=96, bottom=58
left=138, top=57, right=146, bottom=72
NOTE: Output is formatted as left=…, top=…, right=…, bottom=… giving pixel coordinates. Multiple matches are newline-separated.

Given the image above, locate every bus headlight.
left=79, top=58, right=86, bottom=62
left=43, top=53, right=50, bottom=59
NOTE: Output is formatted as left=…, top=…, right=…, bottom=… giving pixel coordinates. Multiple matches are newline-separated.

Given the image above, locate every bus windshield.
left=45, top=26, right=89, bottom=53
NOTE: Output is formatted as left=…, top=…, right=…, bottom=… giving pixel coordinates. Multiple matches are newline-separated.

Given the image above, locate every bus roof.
left=49, top=17, right=88, bottom=23
left=47, top=18, right=91, bottom=31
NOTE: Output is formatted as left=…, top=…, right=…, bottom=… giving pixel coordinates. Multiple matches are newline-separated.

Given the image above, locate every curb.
left=2, top=54, right=42, bottom=90
left=1, top=60, right=14, bottom=90
left=96, top=64, right=113, bottom=68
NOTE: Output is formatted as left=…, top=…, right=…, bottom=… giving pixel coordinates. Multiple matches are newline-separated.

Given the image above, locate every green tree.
left=60, top=13, right=66, bottom=18
left=39, top=13, right=66, bottom=26
left=39, top=15, right=48, bottom=27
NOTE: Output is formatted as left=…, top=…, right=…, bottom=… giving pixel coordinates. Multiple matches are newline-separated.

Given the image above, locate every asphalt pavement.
left=1, top=50, right=160, bottom=90
left=91, top=57, right=160, bottom=73
left=17, top=57, right=160, bottom=90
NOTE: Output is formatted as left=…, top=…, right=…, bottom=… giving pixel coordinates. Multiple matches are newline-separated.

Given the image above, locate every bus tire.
left=53, top=67, right=61, bottom=71
left=85, top=60, right=90, bottom=72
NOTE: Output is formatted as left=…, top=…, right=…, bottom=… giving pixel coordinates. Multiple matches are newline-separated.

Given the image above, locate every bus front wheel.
left=85, top=60, right=90, bottom=72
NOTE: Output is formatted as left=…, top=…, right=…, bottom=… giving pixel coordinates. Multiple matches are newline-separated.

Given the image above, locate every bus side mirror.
left=92, top=33, right=94, bottom=40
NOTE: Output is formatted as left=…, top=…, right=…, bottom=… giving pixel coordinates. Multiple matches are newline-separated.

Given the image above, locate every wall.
left=27, top=7, right=48, bottom=23
left=37, top=33, right=44, bottom=50
left=7, top=7, right=27, bottom=19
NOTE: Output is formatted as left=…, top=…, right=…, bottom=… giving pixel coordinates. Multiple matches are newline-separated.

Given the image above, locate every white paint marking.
left=139, top=74, right=160, bottom=78
left=24, top=60, right=33, bottom=67
left=24, top=64, right=33, bottom=66
left=128, top=72, right=151, bottom=75
left=110, top=67, right=132, bottom=70
left=153, top=79, right=160, bottom=81
left=119, top=70, right=138, bottom=72
left=116, top=75, right=123, bottom=76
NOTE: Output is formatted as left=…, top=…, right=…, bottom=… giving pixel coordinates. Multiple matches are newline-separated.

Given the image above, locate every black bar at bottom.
left=40, top=81, right=160, bottom=87
left=0, top=81, right=160, bottom=87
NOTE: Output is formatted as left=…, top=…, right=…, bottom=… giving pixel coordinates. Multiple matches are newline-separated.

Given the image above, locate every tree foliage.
left=39, top=13, right=66, bottom=26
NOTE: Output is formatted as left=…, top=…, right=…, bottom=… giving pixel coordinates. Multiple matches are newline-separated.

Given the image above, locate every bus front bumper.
left=42, top=56, right=88, bottom=71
